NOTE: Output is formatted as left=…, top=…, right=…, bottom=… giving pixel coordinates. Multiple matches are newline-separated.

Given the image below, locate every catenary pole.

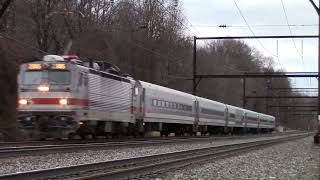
left=193, top=36, right=197, bottom=95
left=318, top=0, right=320, bottom=132
left=309, top=0, right=320, bottom=133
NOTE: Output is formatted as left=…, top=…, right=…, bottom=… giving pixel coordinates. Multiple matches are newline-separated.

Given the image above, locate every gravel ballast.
left=0, top=135, right=297, bottom=175
left=157, top=136, right=320, bottom=180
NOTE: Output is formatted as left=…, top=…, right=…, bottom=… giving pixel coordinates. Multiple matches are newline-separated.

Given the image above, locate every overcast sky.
left=182, top=0, right=319, bottom=90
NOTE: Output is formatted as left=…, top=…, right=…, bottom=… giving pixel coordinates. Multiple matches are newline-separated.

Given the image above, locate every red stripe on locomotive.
left=19, top=98, right=89, bottom=106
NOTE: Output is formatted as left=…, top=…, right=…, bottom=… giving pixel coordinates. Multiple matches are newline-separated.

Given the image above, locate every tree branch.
left=0, top=0, right=13, bottom=19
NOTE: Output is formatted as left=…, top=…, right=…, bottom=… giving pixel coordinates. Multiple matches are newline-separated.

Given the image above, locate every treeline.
left=0, top=0, right=316, bottom=137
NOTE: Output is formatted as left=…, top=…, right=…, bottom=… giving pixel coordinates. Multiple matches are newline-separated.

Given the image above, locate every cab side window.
left=84, top=73, right=88, bottom=86
left=78, top=73, right=83, bottom=86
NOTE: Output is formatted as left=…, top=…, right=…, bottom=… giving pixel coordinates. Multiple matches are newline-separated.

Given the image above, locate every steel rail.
left=0, top=132, right=299, bottom=158
left=0, top=131, right=299, bottom=148
left=0, top=136, right=204, bottom=148
left=1, top=135, right=243, bottom=148
left=0, top=137, right=216, bottom=158
left=0, top=133, right=310, bottom=180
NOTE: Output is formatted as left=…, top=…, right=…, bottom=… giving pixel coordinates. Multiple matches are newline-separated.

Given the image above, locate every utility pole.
left=308, top=0, right=320, bottom=143
left=242, top=77, right=246, bottom=108
left=266, top=79, right=271, bottom=114
left=193, top=36, right=197, bottom=95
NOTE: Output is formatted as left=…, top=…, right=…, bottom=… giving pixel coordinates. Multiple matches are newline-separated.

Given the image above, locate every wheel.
left=91, top=133, right=97, bottom=140
left=80, top=134, right=86, bottom=140
left=68, top=133, right=76, bottom=140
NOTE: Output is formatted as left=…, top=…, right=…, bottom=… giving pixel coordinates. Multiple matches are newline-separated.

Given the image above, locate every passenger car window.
left=152, top=99, right=157, bottom=106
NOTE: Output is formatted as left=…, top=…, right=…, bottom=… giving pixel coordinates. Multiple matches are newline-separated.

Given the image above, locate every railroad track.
left=0, top=133, right=310, bottom=180
left=0, top=132, right=300, bottom=158
left=0, top=134, right=265, bottom=148
left=0, top=131, right=299, bottom=148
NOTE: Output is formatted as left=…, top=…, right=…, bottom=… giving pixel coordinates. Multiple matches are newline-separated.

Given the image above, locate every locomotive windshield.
left=23, top=70, right=70, bottom=85
left=23, top=71, right=42, bottom=84
left=49, top=70, right=70, bottom=84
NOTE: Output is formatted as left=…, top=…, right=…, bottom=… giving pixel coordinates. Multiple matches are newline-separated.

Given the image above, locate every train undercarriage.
left=17, top=114, right=273, bottom=140
left=17, top=112, right=78, bottom=139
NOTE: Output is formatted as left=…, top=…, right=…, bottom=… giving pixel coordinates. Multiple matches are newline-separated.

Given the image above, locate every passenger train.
left=17, top=55, right=275, bottom=139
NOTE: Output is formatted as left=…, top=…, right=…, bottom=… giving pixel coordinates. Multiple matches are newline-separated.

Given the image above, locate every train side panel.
left=86, top=69, right=134, bottom=123
left=245, top=110, right=259, bottom=128
left=140, top=81, right=194, bottom=125
left=226, top=105, right=245, bottom=128
left=266, top=115, right=276, bottom=129
left=258, top=113, right=268, bottom=129
left=198, top=97, right=226, bottom=126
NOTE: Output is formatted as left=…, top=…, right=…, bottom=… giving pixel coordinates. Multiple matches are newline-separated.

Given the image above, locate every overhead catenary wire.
left=232, top=0, right=283, bottom=68
left=155, top=0, right=244, bottom=73
left=177, top=5, right=242, bottom=72
left=0, top=2, right=210, bottom=78
left=280, top=0, right=305, bottom=67
left=194, top=24, right=318, bottom=28
left=0, top=1, right=279, bottom=76
left=0, top=32, right=48, bottom=54
left=279, top=0, right=311, bottom=88
left=2, top=27, right=187, bottom=70
left=124, top=37, right=186, bottom=65
left=113, top=1, right=200, bottom=74
left=154, top=0, right=197, bottom=37
left=0, top=1, right=188, bottom=70
left=183, top=15, right=242, bottom=72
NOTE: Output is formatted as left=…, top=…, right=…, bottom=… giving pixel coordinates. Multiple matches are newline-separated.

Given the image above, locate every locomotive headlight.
left=18, top=99, right=28, bottom=105
left=51, top=63, right=66, bottom=69
left=59, top=98, right=68, bottom=105
left=38, top=85, right=49, bottom=92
